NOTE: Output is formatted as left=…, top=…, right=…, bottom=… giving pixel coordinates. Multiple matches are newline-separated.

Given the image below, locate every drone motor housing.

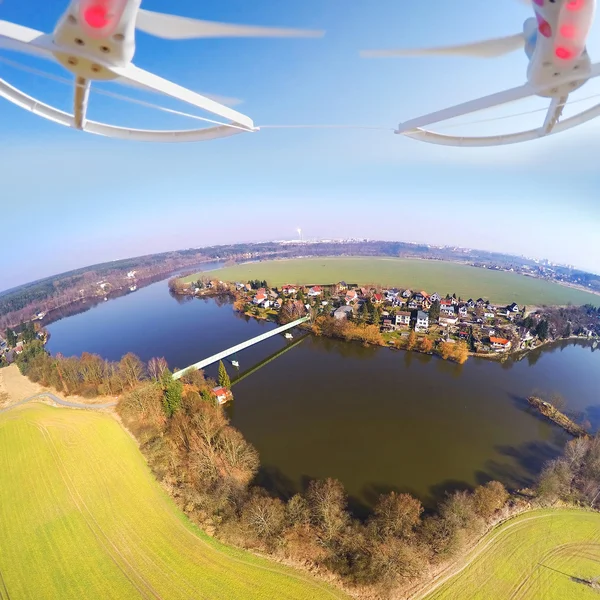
left=52, top=0, right=140, bottom=80
left=527, top=0, right=595, bottom=97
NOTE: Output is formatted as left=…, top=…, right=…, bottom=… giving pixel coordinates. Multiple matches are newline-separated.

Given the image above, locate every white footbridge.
left=172, top=316, right=310, bottom=380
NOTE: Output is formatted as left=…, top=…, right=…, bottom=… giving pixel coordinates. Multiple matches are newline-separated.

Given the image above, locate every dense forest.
left=12, top=342, right=599, bottom=598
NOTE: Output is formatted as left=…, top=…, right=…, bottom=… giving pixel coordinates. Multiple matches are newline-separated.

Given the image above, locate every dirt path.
left=0, top=365, right=117, bottom=412
left=407, top=511, right=566, bottom=600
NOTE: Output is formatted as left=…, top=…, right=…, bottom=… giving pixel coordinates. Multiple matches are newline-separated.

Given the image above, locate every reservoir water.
left=46, top=278, right=600, bottom=514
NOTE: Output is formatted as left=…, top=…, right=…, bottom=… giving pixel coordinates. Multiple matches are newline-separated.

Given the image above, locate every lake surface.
left=46, top=278, right=600, bottom=515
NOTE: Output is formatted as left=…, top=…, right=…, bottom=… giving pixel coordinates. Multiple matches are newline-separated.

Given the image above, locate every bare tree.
left=241, top=489, right=286, bottom=546
left=370, top=492, right=423, bottom=540
left=306, top=478, right=349, bottom=543
left=148, top=357, right=168, bottom=382
left=472, top=482, right=509, bottom=520
left=119, top=353, right=146, bottom=390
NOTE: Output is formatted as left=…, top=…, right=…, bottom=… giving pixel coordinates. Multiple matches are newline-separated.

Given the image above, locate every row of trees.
left=15, top=341, right=599, bottom=595
left=311, top=315, right=384, bottom=346
left=519, top=305, right=600, bottom=343
left=538, top=435, right=600, bottom=508
left=15, top=341, right=168, bottom=398
left=0, top=253, right=215, bottom=330
left=117, top=367, right=514, bottom=596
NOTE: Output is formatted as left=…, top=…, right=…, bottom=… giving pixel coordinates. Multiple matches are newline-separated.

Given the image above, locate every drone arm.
left=108, top=64, right=255, bottom=129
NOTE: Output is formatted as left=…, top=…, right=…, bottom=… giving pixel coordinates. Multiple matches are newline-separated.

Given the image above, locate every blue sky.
left=1, top=0, right=600, bottom=291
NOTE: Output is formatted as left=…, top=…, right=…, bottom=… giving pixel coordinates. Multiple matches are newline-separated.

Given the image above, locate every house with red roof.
left=212, top=386, right=233, bottom=405
left=345, top=290, right=358, bottom=304
left=490, top=337, right=511, bottom=351
left=308, top=286, right=322, bottom=297
left=253, top=288, right=269, bottom=306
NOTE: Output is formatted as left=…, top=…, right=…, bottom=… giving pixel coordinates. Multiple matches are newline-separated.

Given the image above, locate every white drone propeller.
left=360, top=0, right=531, bottom=59
left=360, top=34, right=525, bottom=59
left=360, top=0, right=600, bottom=147
left=135, top=9, right=324, bottom=40
left=0, top=2, right=324, bottom=142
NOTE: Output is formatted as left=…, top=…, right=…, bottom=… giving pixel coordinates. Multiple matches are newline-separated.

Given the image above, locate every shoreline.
left=170, top=278, right=598, bottom=365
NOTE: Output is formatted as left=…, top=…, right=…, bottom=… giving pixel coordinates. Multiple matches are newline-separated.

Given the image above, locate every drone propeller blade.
left=360, top=33, right=525, bottom=59
left=108, top=63, right=254, bottom=129
left=136, top=9, right=324, bottom=40
left=0, top=21, right=55, bottom=60
left=110, top=77, right=243, bottom=106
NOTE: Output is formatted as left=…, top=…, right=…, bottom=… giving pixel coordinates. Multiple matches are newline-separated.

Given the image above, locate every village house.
left=372, top=293, right=384, bottom=304
left=381, top=318, right=395, bottom=332
left=476, top=298, right=486, bottom=307
left=413, top=293, right=425, bottom=303
left=395, top=311, right=411, bottom=327
left=308, top=286, right=322, bottom=297
left=336, top=281, right=348, bottom=292
left=484, top=311, right=495, bottom=319
left=282, top=284, right=297, bottom=295
left=430, top=292, right=442, bottom=303
left=416, top=310, right=429, bottom=332
left=212, top=386, right=233, bottom=405
left=440, top=300, right=455, bottom=315
left=253, top=289, right=269, bottom=307
left=490, top=337, right=512, bottom=351
left=439, top=315, right=459, bottom=326
left=345, top=290, right=358, bottom=304
left=334, top=306, right=354, bottom=320
left=458, top=305, right=468, bottom=318
left=466, top=299, right=476, bottom=309
left=508, top=302, right=520, bottom=313
left=402, top=289, right=413, bottom=298
left=408, top=299, right=419, bottom=310
left=385, top=288, right=400, bottom=300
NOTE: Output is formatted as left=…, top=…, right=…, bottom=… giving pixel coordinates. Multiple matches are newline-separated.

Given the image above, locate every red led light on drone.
left=560, top=24, right=576, bottom=38
left=84, top=4, right=110, bottom=29
left=79, top=0, right=127, bottom=37
left=555, top=46, right=573, bottom=59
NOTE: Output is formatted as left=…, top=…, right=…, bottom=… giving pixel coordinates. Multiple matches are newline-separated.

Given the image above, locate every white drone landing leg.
left=74, top=77, right=91, bottom=129
left=395, top=62, right=600, bottom=147
left=542, top=96, right=567, bottom=135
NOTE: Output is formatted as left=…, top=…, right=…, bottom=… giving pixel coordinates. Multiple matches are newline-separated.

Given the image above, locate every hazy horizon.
left=2, top=1, right=599, bottom=291
left=1, top=235, right=598, bottom=295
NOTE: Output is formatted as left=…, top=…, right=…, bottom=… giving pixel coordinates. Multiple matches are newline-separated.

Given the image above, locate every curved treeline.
left=12, top=342, right=600, bottom=597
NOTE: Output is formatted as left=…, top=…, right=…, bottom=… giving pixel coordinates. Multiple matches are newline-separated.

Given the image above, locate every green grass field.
left=422, top=509, right=600, bottom=600
left=0, top=404, right=347, bottom=600
left=191, top=258, right=600, bottom=307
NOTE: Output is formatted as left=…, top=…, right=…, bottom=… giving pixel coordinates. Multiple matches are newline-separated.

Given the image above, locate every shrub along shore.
left=10, top=339, right=600, bottom=598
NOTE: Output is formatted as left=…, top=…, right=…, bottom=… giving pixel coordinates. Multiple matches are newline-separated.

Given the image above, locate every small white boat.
left=285, top=333, right=293, bottom=340
left=231, top=360, right=240, bottom=368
